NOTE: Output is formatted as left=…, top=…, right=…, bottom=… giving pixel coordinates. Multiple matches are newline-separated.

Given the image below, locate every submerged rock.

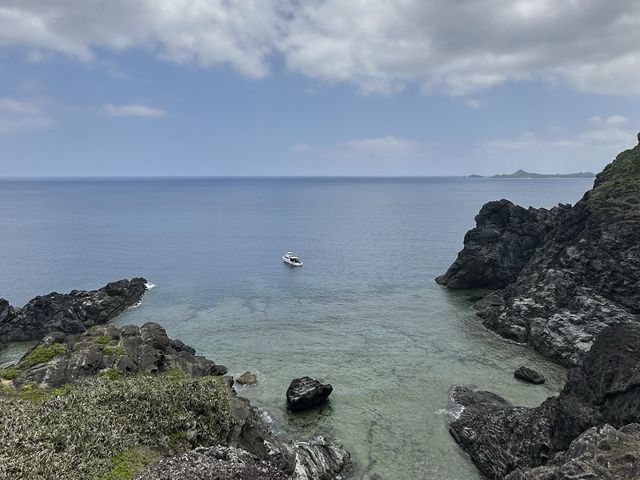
left=514, top=366, right=545, bottom=385
left=11, top=322, right=227, bottom=388
left=438, top=140, right=640, bottom=366
left=0, top=278, right=148, bottom=343
left=286, top=376, right=333, bottom=411
left=448, top=323, right=640, bottom=479
left=237, top=371, right=257, bottom=385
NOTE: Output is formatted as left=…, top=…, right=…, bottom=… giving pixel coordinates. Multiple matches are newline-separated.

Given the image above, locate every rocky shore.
left=439, top=136, right=640, bottom=479
left=0, top=281, right=349, bottom=480
left=438, top=138, right=640, bottom=367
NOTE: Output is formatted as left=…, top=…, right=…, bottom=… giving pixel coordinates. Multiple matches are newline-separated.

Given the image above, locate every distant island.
left=491, top=169, right=596, bottom=179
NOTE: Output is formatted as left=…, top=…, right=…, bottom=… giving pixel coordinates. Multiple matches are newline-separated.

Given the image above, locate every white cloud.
left=0, top=97, right=54, bottom=134
left=104, top=103, right=167, bottom=118
left=292, top=136, right=419, bottom=158
left=589, top=115, right=628, bottom=127
left=484, top=121, right=636, bottom=152
left=464, top=99, right=484, bottom=109
left=1, top=1, right=640, bottom=95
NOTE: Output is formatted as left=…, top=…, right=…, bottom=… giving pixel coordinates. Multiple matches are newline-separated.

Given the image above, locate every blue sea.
left=0, top=177, right=593, bottom=479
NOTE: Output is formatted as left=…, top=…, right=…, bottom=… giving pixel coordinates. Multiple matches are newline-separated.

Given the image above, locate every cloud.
left=103, top=103, right=167, bottom=118
left=484, top=119, right=636, bottom=152
left=292, top=136, right=419, bottom=158
left=464, top=99, right=485, bottom=109
left=1, top=1, right=640, bottom=95
left=0, top=97, right=54, bottom=134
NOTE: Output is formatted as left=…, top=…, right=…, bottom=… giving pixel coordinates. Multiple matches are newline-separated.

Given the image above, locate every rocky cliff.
left=438, top=138, right=640, bottom=366
left=449, top=323, right=640, bottom=479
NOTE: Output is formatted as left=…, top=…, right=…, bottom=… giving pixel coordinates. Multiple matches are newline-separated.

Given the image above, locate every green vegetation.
left=100, top=446, right=162, bottom=480
left=0, top=367, right=19, bottom=380
left=98, top=368, right=124, bottom=381
left=103, top=345, right=126, bottom=357
left=94, top=335, right=113, bottom=345
left=587, top=146, right=640, bottom=215
left=0, top=373, right=232, bottom=480
left=17, top=343, right=68, bottom=368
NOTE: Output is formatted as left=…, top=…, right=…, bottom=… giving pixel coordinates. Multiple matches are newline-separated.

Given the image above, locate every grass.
left=587, top=145, right=640, bottom=215
left=94, top=336, right=113, bottom=345
left=17, top=343, right=68, bottom=368
left=0, top=367, right=19, bottom=380
left=0, top=372, right=232, bottom=480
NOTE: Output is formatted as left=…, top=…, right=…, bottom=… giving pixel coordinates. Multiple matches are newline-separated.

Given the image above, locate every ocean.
left=0, top=176, right=594, bottom=479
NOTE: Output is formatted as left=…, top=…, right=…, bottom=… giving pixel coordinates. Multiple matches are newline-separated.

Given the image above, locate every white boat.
left=283, top=252, right=303, bottom=267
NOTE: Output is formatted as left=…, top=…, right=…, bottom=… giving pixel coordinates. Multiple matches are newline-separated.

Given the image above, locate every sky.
left=0, top=0, right=639, bottom=176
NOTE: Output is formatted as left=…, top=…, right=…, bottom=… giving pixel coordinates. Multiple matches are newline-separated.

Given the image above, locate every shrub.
left=17, top=343, right=68, bottom=367
left=0, top=373, right=232, bottom=480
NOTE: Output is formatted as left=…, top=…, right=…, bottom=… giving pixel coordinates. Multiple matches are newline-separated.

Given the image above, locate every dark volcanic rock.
left=514, top=366, right=545, bottom=385
left=436, top=200, right=561, bottom=289
left=439, top=141, right=640, bottom=366
left=0, top=278, right=148, bottom=343
left=286, top=376, right=333, bottom=411
left=134, top=446, right=288, bottom=480
left=12, top=322, right=227, bottom=388
left=505, top=424, right=640, bottom=480
left=449, top=324, right=640, bottom=479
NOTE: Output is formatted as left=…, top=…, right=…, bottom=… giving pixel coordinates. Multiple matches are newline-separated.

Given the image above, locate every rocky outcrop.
left=514, top=366, right=545, bottom=385
left=439, top=140, right=640, bottom=366
left=135, top=446, right=288, bottom=480
left=435, top=200, right=562, bottom=289
left=505, top=424, right=640, bottom=480
left=11, top=322, right=227, bottom=388
left=286, top=376, right=333, bottom=411
left=0, top=278, right=148, bottom=343
left=448, top=323, right=640, bottom=479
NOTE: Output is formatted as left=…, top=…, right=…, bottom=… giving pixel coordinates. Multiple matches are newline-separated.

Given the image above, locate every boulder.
left=286, top=376, right=333, bottom=411
left=0, top=278, right=148, bottom=343
left=514, top=366, right=545, bottom=385
left=237, top=371, right=257, bottom=386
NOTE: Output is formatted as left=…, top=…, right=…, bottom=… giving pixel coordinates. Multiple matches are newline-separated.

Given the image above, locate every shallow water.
left=0, top=177, right=593, bottom=479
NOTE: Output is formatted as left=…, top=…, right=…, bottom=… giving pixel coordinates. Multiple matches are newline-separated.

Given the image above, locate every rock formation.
left=438, top=140, right=640, bottom=366
left=237, top=371, right=257, bottom=385
left=0, top=278, right=148, bottom=343
left=10, top=322, right=228, bottom=388
left=286, top=376, right=333, bottom=411
left=449, top=323, right=640, bottom=479
left=505, top=424, right=640, bottom=480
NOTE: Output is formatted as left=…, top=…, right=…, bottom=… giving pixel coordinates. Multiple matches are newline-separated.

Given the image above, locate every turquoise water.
left=0, top=177, right=593, bottom=478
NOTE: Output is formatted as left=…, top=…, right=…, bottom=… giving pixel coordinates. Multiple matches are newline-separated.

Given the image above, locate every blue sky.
left=0, top=1, right=639, bottom=176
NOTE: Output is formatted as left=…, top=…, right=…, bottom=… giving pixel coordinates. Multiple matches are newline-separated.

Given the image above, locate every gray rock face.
left=0, top=278, right=148, bottom=343
left=134, top=446, right=288, bottom=480
left=505, top=424, right=640, bottom=480
left=449, top=323, right=640, bottom=479
left=286, top=376, right=333, bottom=411
left=439, top=143, right=640, bottom=366
left=13, top=322, right=227, bottom=388
left=514, top=366, right=545, bottom=385
left=436, top=200, right=561, bottom=289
